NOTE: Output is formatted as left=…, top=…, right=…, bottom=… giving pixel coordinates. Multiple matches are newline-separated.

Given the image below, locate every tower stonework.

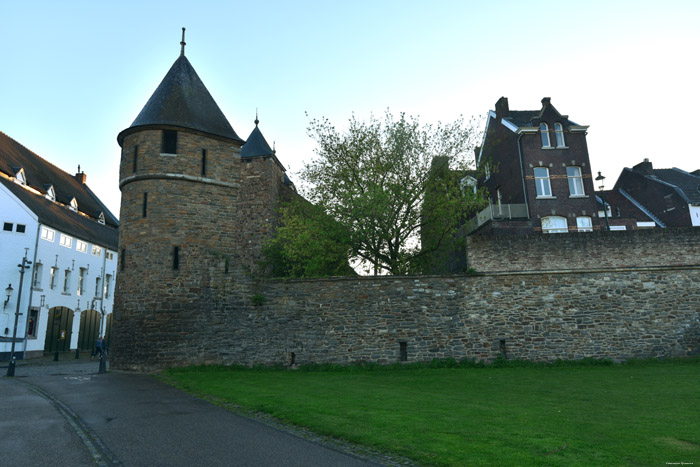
left=112, top=50, right=291, bottom=370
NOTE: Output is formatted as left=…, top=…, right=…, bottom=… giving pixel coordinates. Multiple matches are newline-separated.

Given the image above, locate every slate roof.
left=241, top=119, right=275, bottom=159
left=596, top=189, right=656, bottom=223
left=649, top=168, right=700, bottom=204
left=118, top=55, right=243, bottom=145
left=504, top=110, right=579, bottom=128
left=0, top=132, right=118, bottom=249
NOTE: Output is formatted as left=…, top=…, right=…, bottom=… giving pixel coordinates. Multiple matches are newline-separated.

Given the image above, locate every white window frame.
left=104, top=274, right=112, bottom=298
left=95, top=277, right=102, bottom=298
left=46, top=186, right=56, bottom=201
left=534, top=167, right=553, bottom=198
left=63, top=270, right=71, bottom=294
left=554, top=123, right=566, bottom=147
left=15, top=168, right=26, bottom=185
left=542, top=216, right=569, bottom=234
left=77, top=268, right=86, bottom=296
left=540, top=123, right=551, bottom=148
left=92, top=245, right=102, bottom=257
left=69, top=198, right=78, bottom=211
left=77, top=240, right=88, bottom=253
left=567, top=166, right=585, bottom=197
left=32, top=263, right=43, bottom=288
left=41, top=226, right=55, bottom=242
left=59, top=234, right=73, bottom=249
left=576, top=216, right=593, bottom=232
left=50, top=267, right=58, bottom=290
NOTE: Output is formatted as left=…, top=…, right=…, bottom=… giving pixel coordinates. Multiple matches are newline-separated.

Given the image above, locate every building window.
left=567, top=167, right=585, bottom=196
left=554, top=123, right=566, bottom=147
left=162, top=130, right=177, bottom=154
left=59, top=234, right=73, bottom=249
left=540, top=123, right=551, bottom=148
left=3, top=222, right=13, bottom=231
left=106, top=251, right=114, bottom=260
left=534, top=167, right=552, bottom=197
left=201, top=149, right=207, bottom=176
left=63, top=270, right=72, bottom=294
left=92, top=245, right=102, bottom=257
left=104, top=274, right=112, bottom=298
left=69, top=198, right=78, bottom=211
left=98, top=212, right=105, bottom=225
left=576, top=216, right=593, bottom=232
left=77, top=268, right=86, bottom=296
left=50, top=267, right=58, bottom=290
left=95, top=277, right=102, bottom=297
left=542, top=216, right=568, bottom=234
left=46, top=186, right=56, bottom=201
left=173, top=246, right=180, bottom=270
left=15, top=168, right=26, bottom=185
left=143, top=192, right=148, bottom=218
left=77, top=240, right=88, bottom=253
left=133, top=145, right=139, bottom=173
left=16, top=224, right=25, bottom=233
left=32, top=263, right=43, bottom=288
left=41, top=227, right=55, bottom=242
left=27, top=308, right=39, bottom=338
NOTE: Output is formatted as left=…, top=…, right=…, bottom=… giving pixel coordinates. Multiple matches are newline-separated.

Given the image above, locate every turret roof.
left=118, top=54, right=243, bottom=145
left=241, top=119, right=275, bottom=159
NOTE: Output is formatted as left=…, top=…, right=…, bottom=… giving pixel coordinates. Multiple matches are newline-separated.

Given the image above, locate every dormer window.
left=13, top=168, right=26, bottom=185
left=69, top=197, right=78, bottom=212
left=98, top=211, right=105, bottom=225
left=554, top=123, right=566, bottom=147
left=45, top=185, right=56, bottom=201
left=539, top=123, right=551, bottom=148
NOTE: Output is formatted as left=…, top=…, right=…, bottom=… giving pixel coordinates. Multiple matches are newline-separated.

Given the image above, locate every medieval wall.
left=467, top=228, right=700, bottom=273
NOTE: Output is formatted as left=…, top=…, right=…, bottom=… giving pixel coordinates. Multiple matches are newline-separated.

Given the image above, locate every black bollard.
left=54, top=351, right=59, bottom=361
left=99, top=353, right=106, bottom=373
left=75, top=348, right=80, bottom=359
left=6, top=356, right=16, bottom=377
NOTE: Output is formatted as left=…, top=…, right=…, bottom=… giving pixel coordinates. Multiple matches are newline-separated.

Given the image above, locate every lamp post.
left=7, top=253, right=32, bottom=377
left=4, top=284, right=12, bottom=309
left=595, top=171, right=610, bottom=232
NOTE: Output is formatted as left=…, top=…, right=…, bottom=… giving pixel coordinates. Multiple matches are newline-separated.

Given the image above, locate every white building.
left=1, top=131, right=118, bottom=360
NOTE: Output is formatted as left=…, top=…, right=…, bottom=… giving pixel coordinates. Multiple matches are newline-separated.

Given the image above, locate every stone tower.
left=111, top=36, right=292, bottom=370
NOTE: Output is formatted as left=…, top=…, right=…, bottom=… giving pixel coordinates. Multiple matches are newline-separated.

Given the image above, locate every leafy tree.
left=262, top=197, right=355, bottom=278
left=287, top=110, right=487, bottom=275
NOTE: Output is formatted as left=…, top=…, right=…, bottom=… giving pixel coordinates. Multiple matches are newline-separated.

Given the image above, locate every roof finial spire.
left=180, top=27, right=186, bottom=56
left=254, top=108, right=259, bottom=126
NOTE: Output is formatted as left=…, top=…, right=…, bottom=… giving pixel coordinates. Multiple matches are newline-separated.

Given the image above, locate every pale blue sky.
left=2, top=1, right=698, bottom=216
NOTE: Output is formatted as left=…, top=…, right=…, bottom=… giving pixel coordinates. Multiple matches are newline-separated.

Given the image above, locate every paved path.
left=0, top=359, right=386, bottom=466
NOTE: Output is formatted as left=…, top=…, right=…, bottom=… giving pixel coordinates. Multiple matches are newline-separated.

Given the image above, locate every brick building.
left=467, top=97, right=600, bottom=234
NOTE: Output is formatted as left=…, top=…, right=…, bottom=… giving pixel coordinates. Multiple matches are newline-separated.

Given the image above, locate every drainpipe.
left=21, top=222, right=42, bottom=360
left=517, top=134, right=530, bottom=220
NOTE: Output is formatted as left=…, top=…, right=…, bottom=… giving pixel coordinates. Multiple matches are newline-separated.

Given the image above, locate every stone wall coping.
left=265, top=264, right=700, bottom=285
left=119, top=173, right=240, bottom=190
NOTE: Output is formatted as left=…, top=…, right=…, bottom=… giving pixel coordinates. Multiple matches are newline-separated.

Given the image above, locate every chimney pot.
left=495, top=97, right=510, bottom=118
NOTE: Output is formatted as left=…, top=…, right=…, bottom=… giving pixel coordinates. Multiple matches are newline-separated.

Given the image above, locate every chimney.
left=541, top=97, right=551, bottom=108
left=75, top=170, right=87, bottom=184
left=632, top=158, right=654, bottom=175
left=495, top=97, right=509, bottom=118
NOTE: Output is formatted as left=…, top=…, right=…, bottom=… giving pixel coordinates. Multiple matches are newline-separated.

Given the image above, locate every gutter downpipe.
left=517, top=133, right=530, bottom=220
left=22, top=222, right=42, bottom=360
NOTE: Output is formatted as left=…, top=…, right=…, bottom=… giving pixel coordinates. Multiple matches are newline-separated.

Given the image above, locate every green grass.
left=162, top=358, right=700, bottom=466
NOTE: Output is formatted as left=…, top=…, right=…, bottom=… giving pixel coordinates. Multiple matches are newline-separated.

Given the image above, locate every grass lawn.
left=162, top=359, right=700, bottom=466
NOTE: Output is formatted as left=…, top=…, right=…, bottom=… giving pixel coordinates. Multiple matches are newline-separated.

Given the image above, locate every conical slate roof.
left=118, top=55, right=243, bottom=145
left=241, top=119, right=275, bottom=159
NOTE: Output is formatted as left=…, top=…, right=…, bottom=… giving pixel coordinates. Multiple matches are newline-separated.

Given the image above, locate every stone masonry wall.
left=467, top=228, right=700, bottom=273
left=112, top=264, right=700, bottom=371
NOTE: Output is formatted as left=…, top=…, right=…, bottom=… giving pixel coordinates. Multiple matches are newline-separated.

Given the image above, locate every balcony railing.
left=463, top=203, right=529, bottom=235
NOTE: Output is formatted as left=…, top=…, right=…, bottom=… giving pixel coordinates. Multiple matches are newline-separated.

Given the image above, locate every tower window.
left=201, top=149, right=207, bottom=177
left=143, top=192, right=148, bottom=218
left=173, top=246, right=180, bottom=270
left=162, top=130, right=178, bottom=154
left=120, top=249, right=126, bottom=271
left=133, top=145, right=139, bottom=173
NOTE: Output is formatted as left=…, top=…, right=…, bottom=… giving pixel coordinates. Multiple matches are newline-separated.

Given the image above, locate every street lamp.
left=7, top=254, right=32, bottom=377
left=4, top=284, right=12, bottom=309
left=595, top=171, right=610, bottom=232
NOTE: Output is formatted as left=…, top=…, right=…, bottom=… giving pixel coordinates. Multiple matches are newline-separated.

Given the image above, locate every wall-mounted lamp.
left=76, top=299, right=81, bottom=313
left=40, top=295, right=46, bottom=308
left=4, top=284, right=13, bottom=309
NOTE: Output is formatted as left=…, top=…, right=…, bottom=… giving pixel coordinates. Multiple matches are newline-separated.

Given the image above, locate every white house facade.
left=1, top=131, right=118, bottom=360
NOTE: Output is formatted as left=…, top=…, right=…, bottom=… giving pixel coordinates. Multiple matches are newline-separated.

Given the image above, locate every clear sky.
left=2, top=1, right=698, bottom=217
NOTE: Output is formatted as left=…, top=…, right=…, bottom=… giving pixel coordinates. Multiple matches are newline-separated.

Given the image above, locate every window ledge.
left=541, top=146, right=554, bottom=150
left=32, top=287, right=43, bottom=292
left=536, top=196, right=557, bottom=200
left=160, top=153, right=178, bottom=157
left=556, top=146, right=569, bottom=149
left=61, top=292, right=72, bottom=296
left=569, top=195, right=588, bottom=199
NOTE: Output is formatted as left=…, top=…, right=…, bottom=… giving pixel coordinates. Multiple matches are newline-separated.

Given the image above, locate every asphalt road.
left=0, top=359, right=386, bottom=466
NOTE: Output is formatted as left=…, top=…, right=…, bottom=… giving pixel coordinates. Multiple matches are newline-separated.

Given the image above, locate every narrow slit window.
left=162, top=130, right=177, bottom=154
left=173, top=246, right=180, bottom=270
left=133, top=145, right=139, bottom=173
left=399, top=342, right=408, bottom=361
left=142, top=192, right=148, bottom=218
left=120, top=249, right=126, bottom=271
left=201, top=149, right=207, bottom=177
